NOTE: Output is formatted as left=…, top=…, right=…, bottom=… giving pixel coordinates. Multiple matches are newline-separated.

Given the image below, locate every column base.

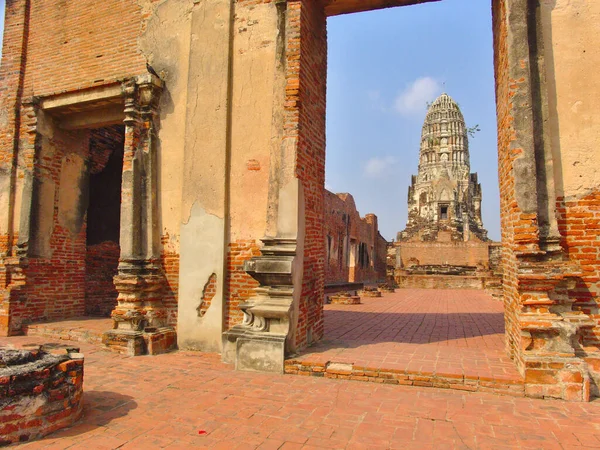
left=102, top=327, right=177, bottom=356
left=223, top=327, right=286, bottom=373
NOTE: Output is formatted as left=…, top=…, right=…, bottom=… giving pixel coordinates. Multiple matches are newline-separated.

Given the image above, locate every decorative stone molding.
left=223, top=237, right=297, bottom=373
left=102, top=74, right=175, bottom=356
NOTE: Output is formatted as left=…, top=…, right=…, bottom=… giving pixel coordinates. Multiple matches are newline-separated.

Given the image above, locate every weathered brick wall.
left=225, top=240, right=260, bottom=328
left=396, top=274, right=501, bottom=291
left=0, top=0, right=30, bottom=255
left=558, top=191, right=600, bottom=384
left=161, top=233, right=179, bottom=328
left=84, top=126, right=123, bottom=317
left=84, top=241, right=119, bottom=317
left=23, top=124, right=90, bottom=323
left=493, top=0, right=523, bottom=369
left=0, top=0, right=151, bottom=333
left=284, top=0, right=327, bottom=347
left=21, top=0, right=147, bottom=97
left=324, top=190, right=387, bottom=285
left=375, top=233, right=388, bottom=280
left=397, top=241, right=492, bottom=268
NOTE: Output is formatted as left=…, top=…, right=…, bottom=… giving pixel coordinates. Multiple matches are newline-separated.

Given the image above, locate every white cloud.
left=394, top=77, right=442, bottom=116
left=364, top=156, right=398, bottom=179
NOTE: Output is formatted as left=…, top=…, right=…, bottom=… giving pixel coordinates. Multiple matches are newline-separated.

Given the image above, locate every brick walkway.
left=3, top=336, right=600, bottom=449
left=286, top=289, right=523, bottom=395
left=24, top=317, right=112, bottom=344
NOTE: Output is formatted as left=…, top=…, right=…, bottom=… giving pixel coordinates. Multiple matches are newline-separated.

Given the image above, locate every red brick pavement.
left=2, top=335, right=600, bottom=449
left=286, top=289, right=523, bottom=395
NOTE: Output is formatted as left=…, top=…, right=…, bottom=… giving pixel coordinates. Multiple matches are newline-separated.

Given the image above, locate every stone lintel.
left=41, top=83, right=123, bottom=111
left=59, top=105, right=125, bottom=130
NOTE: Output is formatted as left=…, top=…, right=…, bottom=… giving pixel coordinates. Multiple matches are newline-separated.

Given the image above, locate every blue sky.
left=326, top=0, right=500, bottom=241
left=0, top=0, right=499, bottom=241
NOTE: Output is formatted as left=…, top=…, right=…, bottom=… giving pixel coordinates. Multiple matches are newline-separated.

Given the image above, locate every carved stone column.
left=102, top=74, right=176, bottom=356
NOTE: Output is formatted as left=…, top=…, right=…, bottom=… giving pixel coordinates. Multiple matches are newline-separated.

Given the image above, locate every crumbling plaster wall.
left=542, top=0, right=600, bottom=197
left=138, top=0, right=277, bottom=351
left=542, top=0, right=600, bottom=389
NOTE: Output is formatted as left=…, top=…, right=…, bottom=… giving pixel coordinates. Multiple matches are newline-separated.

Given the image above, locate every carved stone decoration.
left=102, top=73, right=176, bottom=356
left=223, top=237, right=297, bottom=373
left=398, top=93, right=488, bottom=243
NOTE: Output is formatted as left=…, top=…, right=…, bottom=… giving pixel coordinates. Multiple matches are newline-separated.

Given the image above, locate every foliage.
left=466, top=124, right=481, bottom=138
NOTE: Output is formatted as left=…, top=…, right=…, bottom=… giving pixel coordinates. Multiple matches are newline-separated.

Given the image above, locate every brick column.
left=103, top=74, right=176, bottom=356
left=495, top=0, right=593, bottom=401
left=0, top=0, right=31, bottom=336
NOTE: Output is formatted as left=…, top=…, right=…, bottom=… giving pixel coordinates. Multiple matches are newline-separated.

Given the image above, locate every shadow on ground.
left=38, top=391, right=137, bottom=442
left=323, top=310, right=505, bottom=344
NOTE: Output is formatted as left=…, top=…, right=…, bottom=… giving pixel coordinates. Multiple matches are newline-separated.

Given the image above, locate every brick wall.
left=324, top=190, right=387, bottom=285
left=397, top=241, right=492, bottom=268
left=493, top=0, right=523, bottom=368
left=84, top=241, right=119, bottom=317
left=225, top=240, right=261, bottom=328
left=21, top=0, right=147, bottom=97
left=160, top=233, right=179, bottom=328
left=84, top=126, right=123, bottom=317
left=23, top=123, right=89, bottom=323
left=287, top=0, right=327, bottom=348
left=557, top=191, right=600, bottom=386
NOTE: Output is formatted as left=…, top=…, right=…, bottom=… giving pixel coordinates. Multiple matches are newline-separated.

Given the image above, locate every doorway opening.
left=24, top=114, right=124, bottom=336
left=286, top=0, right=520, bottom=394
left=84, top=125, right=124, bottom=317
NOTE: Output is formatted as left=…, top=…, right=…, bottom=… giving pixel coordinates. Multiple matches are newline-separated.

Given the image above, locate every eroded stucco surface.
left=542, top=0, right=600, bottom=197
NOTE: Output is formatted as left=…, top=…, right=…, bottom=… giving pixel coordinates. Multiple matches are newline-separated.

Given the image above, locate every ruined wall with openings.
left=324, top=190, right=387, bottom=285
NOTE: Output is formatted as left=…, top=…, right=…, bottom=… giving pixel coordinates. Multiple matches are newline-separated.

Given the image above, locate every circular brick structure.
left=0, top=345, right=84, bottom=445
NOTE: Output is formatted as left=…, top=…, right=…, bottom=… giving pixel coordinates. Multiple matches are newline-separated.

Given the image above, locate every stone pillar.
left=102, top=74, right=176, bottom=356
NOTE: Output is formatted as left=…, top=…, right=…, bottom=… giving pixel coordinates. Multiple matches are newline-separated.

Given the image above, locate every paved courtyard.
left=286, top=289, right=522, bottom=394
left=2, top=335, right=600, bottom=449
left=3, top=289, right=600, bottom=448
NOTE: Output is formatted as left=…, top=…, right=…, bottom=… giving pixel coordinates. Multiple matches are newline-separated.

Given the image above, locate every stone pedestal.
left=223, top=237, right=297, bottom=373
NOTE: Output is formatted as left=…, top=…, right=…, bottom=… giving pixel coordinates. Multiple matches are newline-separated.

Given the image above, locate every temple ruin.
left=0, top=0, right=599, bottom=401
left=394, top=93, right=502, bottom=293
